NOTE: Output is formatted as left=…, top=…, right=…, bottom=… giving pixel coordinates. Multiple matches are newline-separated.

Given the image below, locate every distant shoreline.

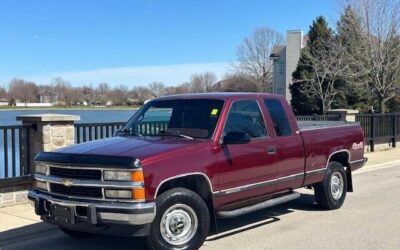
left=0, top=106, right=141, bottom=111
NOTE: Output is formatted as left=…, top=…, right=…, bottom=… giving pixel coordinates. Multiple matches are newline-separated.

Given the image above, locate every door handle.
left=267, top=146, right=276, bottom=155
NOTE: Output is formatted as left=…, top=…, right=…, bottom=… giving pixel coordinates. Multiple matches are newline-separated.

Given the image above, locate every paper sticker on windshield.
left=211, top=108, right=219, bottom=116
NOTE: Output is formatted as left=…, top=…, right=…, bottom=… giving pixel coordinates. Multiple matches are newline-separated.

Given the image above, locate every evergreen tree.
left=290, top=16, right=332, bottom=114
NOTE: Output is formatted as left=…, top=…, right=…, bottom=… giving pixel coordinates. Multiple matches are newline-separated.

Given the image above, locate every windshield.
left=122, top=99, right=224, bottom=139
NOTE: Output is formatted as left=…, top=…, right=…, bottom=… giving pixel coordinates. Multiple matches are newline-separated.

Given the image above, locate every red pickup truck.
left=29, top=93, right=366, bottom=249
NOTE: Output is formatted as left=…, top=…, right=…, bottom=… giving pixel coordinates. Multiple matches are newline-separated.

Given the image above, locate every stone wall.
left=0, top=114, right=80, bottom=208
left=0, top=177, right=32, bottom=208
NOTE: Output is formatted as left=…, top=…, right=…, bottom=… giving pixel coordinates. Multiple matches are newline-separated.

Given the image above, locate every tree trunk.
left=378, top=97, right=386, bottom=114
left=321, top=101, right=326, bottom=115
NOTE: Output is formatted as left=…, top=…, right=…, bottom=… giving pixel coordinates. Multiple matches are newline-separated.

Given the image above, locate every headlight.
left=35, top=163, right=47, bottom=175
left=103, top=171, right=132, bottom=181
left=34, top=181, right=48, bottom=191
left=104, top=189, right=132, bottom=199
left=103, top=170, right=144, bottom=182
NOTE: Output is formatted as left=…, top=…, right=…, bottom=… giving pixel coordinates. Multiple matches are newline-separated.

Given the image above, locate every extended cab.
left=28, top=93, right=367, bottom=249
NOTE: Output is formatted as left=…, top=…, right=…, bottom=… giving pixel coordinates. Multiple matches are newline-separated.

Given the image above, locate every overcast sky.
left=0, top=0, right=336, bottom=88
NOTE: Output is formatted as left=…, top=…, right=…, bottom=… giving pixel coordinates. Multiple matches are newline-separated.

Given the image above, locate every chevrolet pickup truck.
left=28, top=93, right=367, bottom=250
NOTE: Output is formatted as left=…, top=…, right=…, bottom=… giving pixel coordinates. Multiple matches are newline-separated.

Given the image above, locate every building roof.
left=269, top=45, right=286, bottom=59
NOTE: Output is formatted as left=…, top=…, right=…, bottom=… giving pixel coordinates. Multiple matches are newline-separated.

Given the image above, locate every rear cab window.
left=264, top=99, right=292, bottom=137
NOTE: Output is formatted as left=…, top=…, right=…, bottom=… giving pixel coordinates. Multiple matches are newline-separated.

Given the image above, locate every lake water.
left=0, top=109, right=138, bottom=126
left=0, top=109, right=138, bottom=178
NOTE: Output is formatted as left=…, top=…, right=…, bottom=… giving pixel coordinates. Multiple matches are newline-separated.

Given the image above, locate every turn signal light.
left=131, top=170, right=144, bottom=182
left=132, top=188, right=145, bottom=200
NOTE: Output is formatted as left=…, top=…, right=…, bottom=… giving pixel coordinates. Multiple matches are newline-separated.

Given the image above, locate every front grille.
left=50, top=183, right=103, bottom=198
left=50, top=167, right=102, bottom=180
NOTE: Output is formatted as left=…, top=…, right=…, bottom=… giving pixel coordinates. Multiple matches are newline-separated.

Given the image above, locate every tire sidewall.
left=148, top=188, right=210, bottom=250
left=324, top=162, right=347, bottom=209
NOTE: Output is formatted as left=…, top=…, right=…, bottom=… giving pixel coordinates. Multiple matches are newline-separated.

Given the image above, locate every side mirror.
left=223, top=131, right=251, bottom=145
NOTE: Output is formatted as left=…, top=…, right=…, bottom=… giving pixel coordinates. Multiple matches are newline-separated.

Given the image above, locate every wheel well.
left=329, top=151, right=350, bottom=168
left=329, top=151, right=353, bottom=192
left=156, top=175, right=213, bottom=204
left=155, top=174, right=217, bottom=232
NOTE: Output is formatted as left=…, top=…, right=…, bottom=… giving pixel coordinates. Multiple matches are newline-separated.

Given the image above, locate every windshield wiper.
left=158, top=130, right=194, bottom=140
left=117, top=128, right=143, bottom=137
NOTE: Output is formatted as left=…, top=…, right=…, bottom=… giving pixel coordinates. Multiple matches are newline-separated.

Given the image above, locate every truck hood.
left=57, top=136, right=202, bottom=161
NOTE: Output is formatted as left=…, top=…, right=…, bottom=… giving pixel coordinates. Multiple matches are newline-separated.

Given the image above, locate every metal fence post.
left=393, top=113, right=397, bottom=148
left=370, top=114, right=375, bottom=152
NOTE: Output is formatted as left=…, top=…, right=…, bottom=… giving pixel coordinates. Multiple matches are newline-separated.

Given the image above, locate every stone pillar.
left=16, top=114, right=80, bottom=173
left=326, top=109, right=359, bottom=122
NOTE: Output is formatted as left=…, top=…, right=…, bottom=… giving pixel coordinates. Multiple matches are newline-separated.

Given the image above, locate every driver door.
left=215, top=99, right=277, bottom=207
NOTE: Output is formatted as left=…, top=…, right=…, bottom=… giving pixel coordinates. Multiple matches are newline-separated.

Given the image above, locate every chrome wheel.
left=330, top=172, right=344, bottom=201
left=160, top=203, right=198, bottom=246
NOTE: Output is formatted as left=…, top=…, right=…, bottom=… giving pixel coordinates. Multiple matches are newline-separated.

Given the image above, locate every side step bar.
left=216, top=192, right=301, bottom=218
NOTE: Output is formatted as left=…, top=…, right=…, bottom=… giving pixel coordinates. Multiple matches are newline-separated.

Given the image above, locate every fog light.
left=104, top=189, right=132, bottom=199
left=34, top=181, right=48, bottom=191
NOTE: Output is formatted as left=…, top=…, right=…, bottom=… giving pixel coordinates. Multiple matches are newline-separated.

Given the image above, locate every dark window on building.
left=264, top=99, right=292, bottom=136
left=224, top=100, right=267, bottom=138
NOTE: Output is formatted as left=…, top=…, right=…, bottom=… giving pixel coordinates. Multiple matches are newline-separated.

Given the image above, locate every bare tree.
left=215, top=72, right=259, bottom=92
left=96, top=82, right=111, bottom=105
left=188, top=72, right=217, bottom=92
left=51, top=77, right=73, bottom=105
left=297, top=37, right=352, bottom=114
left=81, top=85, right=96, bottom=105
left=129, top=86, right=153, bottom=104
left=0, top=86, right=6, bottom=99
left=344, top=0, right=400, bottom=113
left=148, top=82, right=165, bottom=98
left=68, top=87, right=83, bottom=105
left=109, top=85, right=128, bottom=105
left=8, top=78, right=39, bottom=105
left=38, top=85, right=56, bottom=104
left=235, top=27, right=284, bottom=92
left=163, top=83, right=191, bottom=95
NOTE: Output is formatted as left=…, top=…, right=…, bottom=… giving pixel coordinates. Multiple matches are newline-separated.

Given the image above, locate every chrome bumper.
left=28, top=190, right=156, bottom=225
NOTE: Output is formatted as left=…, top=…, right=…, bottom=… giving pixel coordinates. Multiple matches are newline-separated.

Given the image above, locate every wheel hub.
left=160, top=204, right=198, bottom=246
left=330, top=172, right=344, bottom=201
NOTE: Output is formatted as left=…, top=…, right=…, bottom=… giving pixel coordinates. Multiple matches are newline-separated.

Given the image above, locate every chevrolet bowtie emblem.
left=62, top=179, right=74, bottom=187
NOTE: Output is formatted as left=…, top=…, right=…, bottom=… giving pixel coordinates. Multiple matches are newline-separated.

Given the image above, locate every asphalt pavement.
left=0, top=151, right=399, bottom=250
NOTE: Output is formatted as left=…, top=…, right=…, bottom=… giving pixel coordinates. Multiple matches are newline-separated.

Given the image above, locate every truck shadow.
left=0, top=193, right=322, bottom=249
left=208, top=193, right=320, bottom=241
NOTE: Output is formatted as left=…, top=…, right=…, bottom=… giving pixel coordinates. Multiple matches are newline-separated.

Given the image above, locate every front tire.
left=314, top=161, right=347, bottom=210
left=146, top=188, right=210, bottom=250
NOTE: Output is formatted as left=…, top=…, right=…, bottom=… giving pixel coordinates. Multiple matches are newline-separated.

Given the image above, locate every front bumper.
left=28, top=190, right=156, bottom=226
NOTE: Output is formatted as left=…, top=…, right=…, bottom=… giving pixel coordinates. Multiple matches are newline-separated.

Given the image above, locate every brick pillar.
left=16, top=114, right=80, bottom=173
left=326, top=109, right=359, bottom=122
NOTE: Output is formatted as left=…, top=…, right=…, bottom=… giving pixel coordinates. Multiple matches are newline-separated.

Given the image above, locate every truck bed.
left=297, top=121, right=358, bottom=131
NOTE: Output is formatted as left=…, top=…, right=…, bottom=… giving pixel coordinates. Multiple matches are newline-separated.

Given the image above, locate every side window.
left=224, top=100, right=267, bottom=138
left=264, top=99, right=292, bottom=136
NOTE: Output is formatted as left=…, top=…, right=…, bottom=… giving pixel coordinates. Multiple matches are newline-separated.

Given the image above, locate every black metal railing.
left=356, top=113, right=400, bottom=151
left=75, top=121, right=169, bottom=143
left=2, top=113, right=399, bottom=181
left=296, top=114, right=342, bottom=121
left=75, top=122, right=126, bottom=143
left=0, top=125, right=32, bottom=179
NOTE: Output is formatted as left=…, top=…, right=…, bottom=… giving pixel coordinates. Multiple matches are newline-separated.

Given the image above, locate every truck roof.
left=154, top=92, right=283, bottom=101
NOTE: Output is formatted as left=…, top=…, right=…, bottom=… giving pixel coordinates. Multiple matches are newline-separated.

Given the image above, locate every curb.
left=354, top=160, right=400, bottom=175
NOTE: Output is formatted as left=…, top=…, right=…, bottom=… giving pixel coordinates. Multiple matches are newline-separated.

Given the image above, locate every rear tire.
left=146, top=188, right=210, bottom=250
left=59, top=227, right=95, bottom=238
left=314, top=161, right=347, bottom=210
